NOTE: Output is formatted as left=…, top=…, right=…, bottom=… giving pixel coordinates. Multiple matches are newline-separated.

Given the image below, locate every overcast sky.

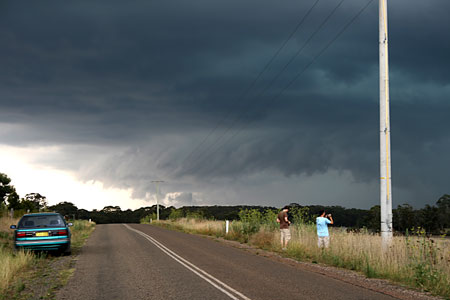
left=0, top=0, right=449, bottom=210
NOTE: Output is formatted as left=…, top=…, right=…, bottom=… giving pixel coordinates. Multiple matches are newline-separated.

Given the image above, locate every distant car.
left=10, top=212, right=72, bottom=254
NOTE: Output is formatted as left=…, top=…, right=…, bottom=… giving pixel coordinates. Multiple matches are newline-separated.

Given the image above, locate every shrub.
left=140, top=213, right=157, bottom=224
left=186, top=211, right=204, bottom=220
left=289, top=206, right=312, bottom=225
left=238, top=209, right=263, bottom=235
left=169, top=208, right=184, bottom=220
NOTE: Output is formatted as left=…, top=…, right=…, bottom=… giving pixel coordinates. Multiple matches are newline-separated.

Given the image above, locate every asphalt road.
left=56, top=224, right=397, bottom=300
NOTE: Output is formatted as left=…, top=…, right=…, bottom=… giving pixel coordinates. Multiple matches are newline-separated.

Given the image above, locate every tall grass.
left=151, top=217, right=450, bottom=298
left=70, top=220, right=96, bottom=250
left=285, top=225, right=450, bottom=296
left=0, top=246, right=34, bottom=294
left=0, top=216, right=34, bottom=295
left=153, top=218, right=225, bottom=237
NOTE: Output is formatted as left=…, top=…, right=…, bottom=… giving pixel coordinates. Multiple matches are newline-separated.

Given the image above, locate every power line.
left=179, top=0, right=349, bottom=176
left=164, top=0, right=321, bottom=179
left=189, top=0, right=376, bottom=178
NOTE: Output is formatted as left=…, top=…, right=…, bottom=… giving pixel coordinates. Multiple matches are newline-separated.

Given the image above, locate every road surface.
left=56, top=224, right=397, bottom=300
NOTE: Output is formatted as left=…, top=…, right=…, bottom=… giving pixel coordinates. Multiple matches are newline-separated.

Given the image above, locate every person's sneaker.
left=282, top=247, right=287, bottom=251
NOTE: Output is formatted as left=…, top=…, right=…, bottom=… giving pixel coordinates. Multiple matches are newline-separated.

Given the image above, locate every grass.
left=70, top=219, right=96, bottom=252
left=0, top=215, right=95, bottom=299
left=0, top=246, right=35, bottom=295
left=151, top=218, right=450, bottom=298
left=0, top=216, right=35, bottom=295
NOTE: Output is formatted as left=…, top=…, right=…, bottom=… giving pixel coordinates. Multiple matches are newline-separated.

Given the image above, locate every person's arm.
left=276, top=217, right=280, bottom=223
left=284, top=214, right=291, bottom=225
left=328, top=214, right=334, bottom=225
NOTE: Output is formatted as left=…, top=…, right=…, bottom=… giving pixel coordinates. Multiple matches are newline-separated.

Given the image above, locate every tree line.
left=1, top=172, right=449, bottom=234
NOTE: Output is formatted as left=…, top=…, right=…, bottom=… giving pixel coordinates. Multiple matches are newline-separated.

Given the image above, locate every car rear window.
left=19, top=215, right=65, bottom=228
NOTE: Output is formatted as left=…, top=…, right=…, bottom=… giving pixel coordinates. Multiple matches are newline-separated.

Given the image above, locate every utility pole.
left=379, top=0, right=392, bottom=246
left=151, top=181, right=164, bottom=221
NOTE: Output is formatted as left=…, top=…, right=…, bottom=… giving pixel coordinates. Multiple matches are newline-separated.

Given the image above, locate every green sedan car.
left=10, top=212, right=72, bottom=254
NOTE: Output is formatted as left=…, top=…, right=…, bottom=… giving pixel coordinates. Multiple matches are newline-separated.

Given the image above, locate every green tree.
left=0, top=173, right=15, bottom=205
left=262, top=209, right=278, bottom=230
left=436, top=194, right=450, bottom=231
left=289, top=206, right=311, bottom=224
left=24, top=193, right=48, bottom=211
left=186, top=210, right=204, bottom=220
left=49, top=202, right=79, bottom=217
left=239, top=209, right=263, bottom=234
left=418, top=204, right=440, bottom=233
left=393, top=203, right=416, bottom=232
left=77, top=209, right=91, bottom=220
left=365, top=205, right=381, bottom=232
left=20, top=198, right=37, bottom=212
left=6, top=191, right=21, bottom=210
left=169, top=208, right=184, bottom=220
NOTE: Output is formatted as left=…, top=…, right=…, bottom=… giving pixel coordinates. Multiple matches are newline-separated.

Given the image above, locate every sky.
left=0, top=0, right=449, bottom=211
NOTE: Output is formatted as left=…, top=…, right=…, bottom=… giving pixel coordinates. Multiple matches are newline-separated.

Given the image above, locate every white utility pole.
left=379, top=0, right=393, bottom=246
left=152, top=180, right=164, bottom=221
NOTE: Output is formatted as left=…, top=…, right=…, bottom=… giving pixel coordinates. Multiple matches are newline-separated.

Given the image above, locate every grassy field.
left=151, top=218, right=450, bottom=298
left=0, top=215, right=95, bottom=298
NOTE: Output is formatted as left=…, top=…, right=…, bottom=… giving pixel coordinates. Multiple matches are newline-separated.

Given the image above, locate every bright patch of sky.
left=0, top=145, right=152, bottom=211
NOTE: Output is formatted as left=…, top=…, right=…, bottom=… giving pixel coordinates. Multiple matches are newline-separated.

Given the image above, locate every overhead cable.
left=164, top=0, right=321, bottom=179
left=189, top=0, right=376, bottom=177
left=180, top=0, right=349, bottom=176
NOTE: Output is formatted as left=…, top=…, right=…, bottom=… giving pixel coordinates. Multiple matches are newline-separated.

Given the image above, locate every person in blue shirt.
left=316, top=210, right=334, bottom=248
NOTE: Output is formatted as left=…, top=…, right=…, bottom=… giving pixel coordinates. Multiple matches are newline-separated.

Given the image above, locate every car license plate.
left=36, top=232, right=49, bottom=237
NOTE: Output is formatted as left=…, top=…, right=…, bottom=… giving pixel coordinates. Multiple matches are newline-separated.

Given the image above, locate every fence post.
left=226, top=220, right=229, bottom=234
left=10, top=208, right=14, bottom=218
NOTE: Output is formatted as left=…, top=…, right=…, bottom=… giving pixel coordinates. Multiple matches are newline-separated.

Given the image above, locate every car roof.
left=22, top=212, right=62, bottom=217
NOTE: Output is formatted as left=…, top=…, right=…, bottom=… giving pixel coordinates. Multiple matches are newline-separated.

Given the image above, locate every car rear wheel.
left=61, top=244, right=71, bottom=256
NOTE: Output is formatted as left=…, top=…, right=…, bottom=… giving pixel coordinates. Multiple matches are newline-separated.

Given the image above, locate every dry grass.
left=288, top=226, right=449, bottom=287
left=154, top=218, right=225, bottom=237
left=153, top=218, right=450, bottom=298
left=0, top=247, right=34, bottom=294
left=0, top=215, right=20, bottom=250
left=0, top=216, right=35, bottom=295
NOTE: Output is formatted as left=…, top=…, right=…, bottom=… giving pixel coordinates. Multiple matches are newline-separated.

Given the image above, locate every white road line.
left=123, top=224, right=251, bottom=300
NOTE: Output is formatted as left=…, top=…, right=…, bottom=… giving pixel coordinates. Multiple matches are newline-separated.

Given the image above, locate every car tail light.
left=55, top=230, right=68, bottom=236
left=16, top=232, right=27, bottom=238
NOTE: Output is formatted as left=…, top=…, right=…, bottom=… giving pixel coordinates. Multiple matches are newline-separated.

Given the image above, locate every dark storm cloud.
left=0, top=0, right=449, bottom=208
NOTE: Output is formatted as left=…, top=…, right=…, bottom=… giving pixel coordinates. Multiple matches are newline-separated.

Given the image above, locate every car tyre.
left=61, top=244, right=71, bottom=256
